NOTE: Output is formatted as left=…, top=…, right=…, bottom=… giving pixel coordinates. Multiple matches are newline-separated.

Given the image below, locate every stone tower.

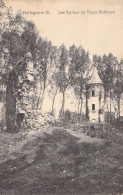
left=86, top=67, right=104, bottom=123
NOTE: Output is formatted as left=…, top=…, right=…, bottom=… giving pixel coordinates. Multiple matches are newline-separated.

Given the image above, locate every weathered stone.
left=26, top=74, right=34, bottom=82
left=5, top=53, right=35, bottom=132
left=18, top=76, right=23, bottom=83
left=21, top=110, right=56, bottom=130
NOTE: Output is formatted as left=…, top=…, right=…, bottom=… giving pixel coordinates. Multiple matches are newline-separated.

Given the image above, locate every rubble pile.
left=21, top=110, right=56, bottom=130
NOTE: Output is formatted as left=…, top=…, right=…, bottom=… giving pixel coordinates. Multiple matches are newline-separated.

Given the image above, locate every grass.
left=0, top=123, right=123, bottom=195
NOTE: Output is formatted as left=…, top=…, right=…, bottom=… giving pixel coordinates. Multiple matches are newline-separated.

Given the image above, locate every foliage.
left=94, top=54, right=123, bottom=123
left=69, top=45, right=90, bottom=121
left=53, top=44, right=69, bottom=117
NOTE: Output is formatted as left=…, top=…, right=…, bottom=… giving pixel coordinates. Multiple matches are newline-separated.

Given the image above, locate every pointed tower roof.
left=87, top=66, right=103, bottom=85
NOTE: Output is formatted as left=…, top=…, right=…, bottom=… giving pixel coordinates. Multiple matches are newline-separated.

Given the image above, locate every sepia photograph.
left=0, top=0, right=123, bottom=194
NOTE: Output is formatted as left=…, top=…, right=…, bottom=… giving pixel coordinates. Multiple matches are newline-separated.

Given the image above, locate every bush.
left=60, top=110, right=86, bottom=124
left=83, top=123, right=113, bottom=139
left=64, top=110, right=71, bottom=121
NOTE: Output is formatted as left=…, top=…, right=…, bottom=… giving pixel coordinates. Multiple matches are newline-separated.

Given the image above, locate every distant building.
left=86, top=67, right=104, bottom=123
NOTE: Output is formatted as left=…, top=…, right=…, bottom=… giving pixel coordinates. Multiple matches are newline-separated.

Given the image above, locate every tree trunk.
left=77, top=99, right=80, bottom=115
left=37, top=78, right=42, bottom=110
left=51, top=89, right=58, bottom=115
left=79, top=98, right=83, bottom=123
left=106, top=96, right=109, bottom=123
left=60, top=91, right=65, bottom=117
left=6, top=73, right=16, bottom=132
left=109, top=89, right=112, bottom=123
left=79, top=73, right=83, bottom=123
left=40, top=74, right=47, bottom=111
left=118, top=97, right=121, bottom=124
left=40, top=87, right=45, bottom=111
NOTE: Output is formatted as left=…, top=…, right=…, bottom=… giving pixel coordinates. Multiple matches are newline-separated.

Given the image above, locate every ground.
left=0, top=123, right=123, bottom=195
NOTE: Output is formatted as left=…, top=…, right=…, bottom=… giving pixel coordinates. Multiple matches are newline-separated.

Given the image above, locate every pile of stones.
left=21, top=110, right=56, bottom=130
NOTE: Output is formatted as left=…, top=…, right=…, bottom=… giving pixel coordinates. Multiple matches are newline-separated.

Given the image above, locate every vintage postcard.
left=0, top=0, right=123, bottom=194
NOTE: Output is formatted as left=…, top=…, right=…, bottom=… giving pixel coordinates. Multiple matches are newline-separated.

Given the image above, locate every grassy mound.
left=0, top=124, right=122, bottom=194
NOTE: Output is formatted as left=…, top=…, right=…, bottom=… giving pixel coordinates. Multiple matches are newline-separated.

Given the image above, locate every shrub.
left=64, top=110, right=71, bottom=121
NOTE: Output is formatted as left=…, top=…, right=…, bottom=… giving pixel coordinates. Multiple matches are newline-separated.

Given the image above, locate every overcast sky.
left=5, top=0, right=123, bottom=60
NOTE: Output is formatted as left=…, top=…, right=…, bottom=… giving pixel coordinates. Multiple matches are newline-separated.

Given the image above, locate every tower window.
left=92, top=104, right=95, bottom=110
left=92, top=90, right=95, bottom=96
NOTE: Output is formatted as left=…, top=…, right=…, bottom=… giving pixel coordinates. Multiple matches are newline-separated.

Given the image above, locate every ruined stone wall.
left=2, top=52, right=56, bottom=132
left=6, top=53, right=35, bottom=132
left=21, top=110, right=56, bottom=131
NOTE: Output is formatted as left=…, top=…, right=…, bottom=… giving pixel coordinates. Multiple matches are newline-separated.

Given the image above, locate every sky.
left=4, top=0, right=123, bottom=61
